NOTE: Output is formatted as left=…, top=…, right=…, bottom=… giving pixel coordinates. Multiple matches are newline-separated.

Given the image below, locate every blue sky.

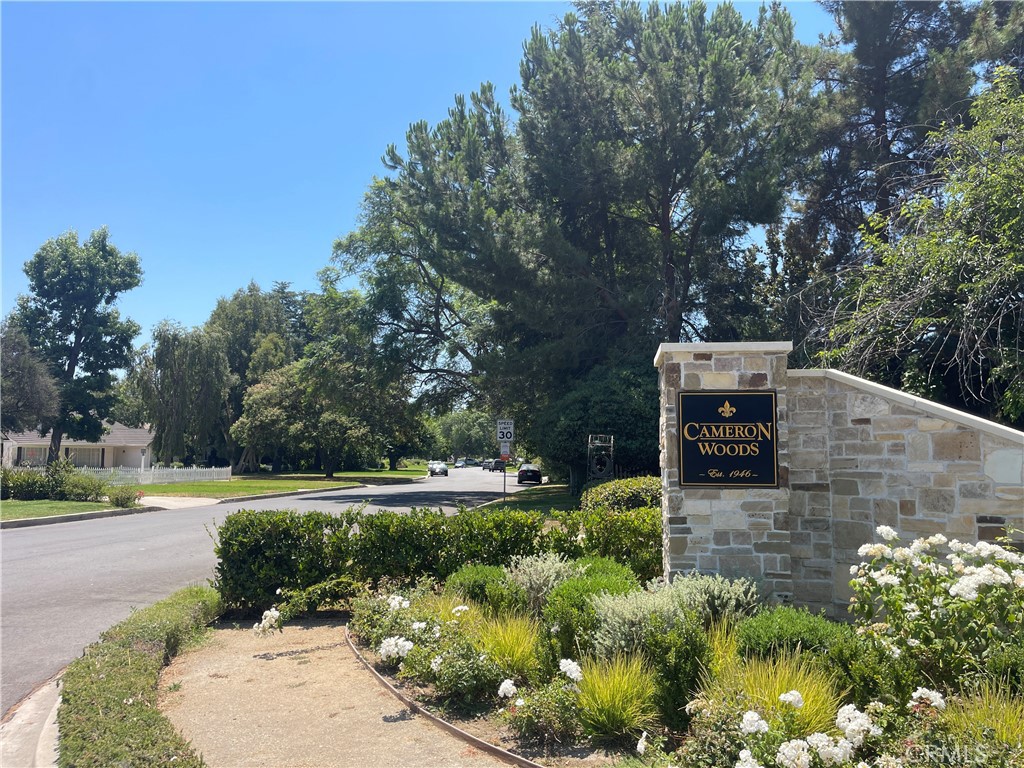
left=2, top=1, right=835, bottom=343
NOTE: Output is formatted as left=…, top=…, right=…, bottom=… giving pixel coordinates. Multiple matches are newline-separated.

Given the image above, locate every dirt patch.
left=158, top=619, right=616, bottom=768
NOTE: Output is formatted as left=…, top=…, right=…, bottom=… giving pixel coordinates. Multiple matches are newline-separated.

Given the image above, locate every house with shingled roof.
left=1, top=423, right=154, bottom=469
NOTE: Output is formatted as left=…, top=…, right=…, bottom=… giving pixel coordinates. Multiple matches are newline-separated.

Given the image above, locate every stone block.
left=985, top=448, right=1024, bottom=484
left=932, top=431, right=981, bottom=462
left=918, top=488, right=956, bottom=517
left=834, top=520, right=873, bottom=550
left=739, top=372, right=769, bottom=389
left=702, top=372, right=738, bottom=389
left=832, top=478, right=859, bottom=496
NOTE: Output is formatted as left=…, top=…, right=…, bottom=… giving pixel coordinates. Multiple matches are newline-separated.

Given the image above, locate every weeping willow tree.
left=131, top=322, right=231, bottom=464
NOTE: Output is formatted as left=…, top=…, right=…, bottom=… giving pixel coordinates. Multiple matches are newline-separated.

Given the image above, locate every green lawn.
left=490, top=483, right=579, bottom=514
left=1, top=499, right=112, bottom=521
left=140, top=476, right=360, bottom=498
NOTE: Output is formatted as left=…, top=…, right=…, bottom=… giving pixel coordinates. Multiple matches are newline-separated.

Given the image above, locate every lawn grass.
left=140, top=476, right=361, bottom=498
left=1, top=499, right=112, bottom=521
left=489, top=483, right=579, bottom=515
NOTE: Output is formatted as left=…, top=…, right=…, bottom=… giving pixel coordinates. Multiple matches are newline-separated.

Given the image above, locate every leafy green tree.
left=10, top=228, right=141, bottom=461
left=204, top=282, right=295, bottom=465
left=823, top=68, right=1024, bottom=426
left=132, top=322, right=231, bottom=464
left=0, top=319, right=60, bottom=433
left=337, top=1, right=815, bottom=476
left=432, top=409, right=495, bottom=459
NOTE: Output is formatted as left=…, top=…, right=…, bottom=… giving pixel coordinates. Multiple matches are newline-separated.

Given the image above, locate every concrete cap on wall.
left=654, top=342, right=794, bottom=369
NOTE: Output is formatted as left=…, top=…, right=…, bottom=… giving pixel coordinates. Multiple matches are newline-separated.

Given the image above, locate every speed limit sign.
left=496, top=419, right=514, bottom=443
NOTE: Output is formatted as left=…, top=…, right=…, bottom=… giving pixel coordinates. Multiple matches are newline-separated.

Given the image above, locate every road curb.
left=1, top=670, right=61, bottom=768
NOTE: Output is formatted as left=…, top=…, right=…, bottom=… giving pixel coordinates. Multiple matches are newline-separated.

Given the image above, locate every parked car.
left=517, top=464, right=542, bottom=484
left=453, top=459, right=466, bottom=469
left=464, top=458, right=481, bottom=467
left=482, top=459, right=494, bottom=471
left=429, top=462, right=449, bottom=476
left=489, top=459, right=506, bottom=473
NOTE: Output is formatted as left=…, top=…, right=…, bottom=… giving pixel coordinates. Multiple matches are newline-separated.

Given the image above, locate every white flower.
left=806, top=733, right=854, bottom=765
left=379, top=636, right=414, bottom=661
left=559, top=658, right=583, bottom=682
left=875, top=525, right=899, bottom=542
left=253, top=607, right=281, bottom=636
left=387, top=594, right=409, bottom=611
left=740, top=710, right=770, bottom=734
left=776, top=739, right=812, bottom=768
left=871, top=570, right=901, bottom=587
left=430, top=655, right=443, bottom=673
left=514, top=697, right=524, bottom=707
left=909, top=687, right=945, bottom=711
left=636, top=730, right=648, bottom=755
left=498, top=679, right=518, bottom=698
left=550, top=624, right=560, bottom=634
left=735, top=749, right=764, bottom=768
left=858, top=542, right=893, bottom=559
left=452, top=605, right=470, bottom=615
left=779, top=690, right=804, bottom=709
left=411, top=621, right=426, bottom=631
left=836, top=703, right=881, bottom=746
left=348, top=522, right=361, bottom=537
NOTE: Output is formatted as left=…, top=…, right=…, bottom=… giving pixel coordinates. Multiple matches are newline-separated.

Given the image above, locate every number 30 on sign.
left=496, top=420, right=514, bottom=442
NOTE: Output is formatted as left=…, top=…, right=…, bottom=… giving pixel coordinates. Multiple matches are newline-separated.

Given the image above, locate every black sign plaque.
left=677, top=390, right=779, bottom=488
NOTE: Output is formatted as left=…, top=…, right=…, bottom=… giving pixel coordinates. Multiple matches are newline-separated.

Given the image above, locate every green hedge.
left=579, top=476, right=662, bottom=515
left=736, top=605, right=854, bottom=659
left=58, top=586, right=221, bottom=768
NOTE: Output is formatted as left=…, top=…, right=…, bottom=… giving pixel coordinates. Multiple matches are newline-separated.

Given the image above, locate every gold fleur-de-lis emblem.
left=718, top=400, right=736, bottom=418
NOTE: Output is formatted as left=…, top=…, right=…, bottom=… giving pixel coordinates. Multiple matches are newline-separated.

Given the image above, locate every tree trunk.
left=47, top=430, right=63, bottom=465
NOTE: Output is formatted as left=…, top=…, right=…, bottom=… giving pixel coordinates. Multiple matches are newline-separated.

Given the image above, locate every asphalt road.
left=0, top=467, right=522, bottom=716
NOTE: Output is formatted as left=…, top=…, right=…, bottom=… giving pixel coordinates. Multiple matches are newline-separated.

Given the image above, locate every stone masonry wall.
left=657, top=344, right=1024, bottom=616
left=656, top=343, right=794, bottom=603
left=788, top=369, right=1024, bottom=616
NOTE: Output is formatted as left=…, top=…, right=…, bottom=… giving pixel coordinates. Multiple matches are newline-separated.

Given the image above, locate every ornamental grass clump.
left=701, top=652, right=845, bottom=737
left=475, top=615, right=543, bottom=683
left=941, top=680, right=1024, bottom=749
left=576, top=654, right=659, bottom=743
left=849, top=526, right=1024, bottom=690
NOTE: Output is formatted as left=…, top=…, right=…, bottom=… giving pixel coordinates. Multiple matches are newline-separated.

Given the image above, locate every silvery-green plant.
left=591, top=587, right=690, bottom=658
left=653, top=571, right=763, bottom=628
left=505, top=552, right=583, bottom=615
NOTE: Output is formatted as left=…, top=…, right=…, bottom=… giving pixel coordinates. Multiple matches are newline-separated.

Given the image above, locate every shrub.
left=506, top=552, right=583, bottom=616
left=736, top=606, right=853, bottom=659
left=502, top=679, right=582, bottom=748
left=5, top=468, right=50, bottom=500
left=349, top=508, right=447, bottom=585
left=822, top=630, right=919, bottom=707
left=987, top=641, right=1024, bottom=695
left=849, top=528, right=1024, bottom=690
left=657, top=571, right=764, bottom=628
left=57, top=472, right=108, bottom=502
left=576, top=506, right=663, bottom=581
left=579, top=476, right=662, bottom=516
left=591, top=588, right=709, bottom=732
left=213, top=508, right=355, bottom=613
left=440, top=506, right=545, bottom=576
left=430, top=635, right=503, bottom=707
left=106, top=484, right=143, bottom=509
left=576, top=654, right=659, bottom=742
left=57, top=586, right=220, bottom=767
left=1, top=467, right=10, bottom=500
left=445, top=564, right=526, bottom=615
left=45, top=457, right=80, bottom=500
left=543, top=557, right=639, bottom=659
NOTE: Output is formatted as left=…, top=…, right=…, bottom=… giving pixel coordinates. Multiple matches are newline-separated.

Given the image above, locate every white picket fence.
left=74, top=466, right=232, bottom=485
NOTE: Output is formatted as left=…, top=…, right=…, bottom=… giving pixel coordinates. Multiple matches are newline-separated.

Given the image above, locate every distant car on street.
left=429, top=462, right=449, bottom=476
left=489, top=459, right=506, bottom=473
left=482, top=459, right=494, bottom=471
left=464, top=458, right=481, bottom=467
left=453, top=459, right=466, bottom=468
left=517, top=464, right=542, bottom=484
